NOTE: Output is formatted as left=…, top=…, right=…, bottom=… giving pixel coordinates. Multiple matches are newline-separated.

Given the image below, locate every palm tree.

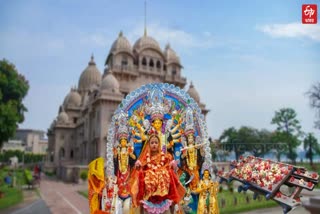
left=303, top=133, right=320, bottom=166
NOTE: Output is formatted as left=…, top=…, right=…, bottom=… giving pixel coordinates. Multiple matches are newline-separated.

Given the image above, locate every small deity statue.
left=196, top=170, right=219, bottom=214
left=101, top=176, right=121, bottom=214
left=113, top=136, right=136, bottom=199
left=130, top=134, right=186, bottom=214
left=112, top=111, right=136, bottom=213
left=180, top=107, right=205, bottom=192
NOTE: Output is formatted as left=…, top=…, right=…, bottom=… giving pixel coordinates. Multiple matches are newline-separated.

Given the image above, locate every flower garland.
left=146, top=152, right=165, bottom=170
left=118, top=147, right=129, bottom=174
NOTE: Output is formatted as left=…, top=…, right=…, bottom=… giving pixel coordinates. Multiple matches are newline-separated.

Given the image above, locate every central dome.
left=133, top=33, right=161, bottom=53
left=78, top=55, right=102, bottom=92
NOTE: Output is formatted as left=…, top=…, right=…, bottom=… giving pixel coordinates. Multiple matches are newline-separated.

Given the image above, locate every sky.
left=1, top=0, right=319, bottom=141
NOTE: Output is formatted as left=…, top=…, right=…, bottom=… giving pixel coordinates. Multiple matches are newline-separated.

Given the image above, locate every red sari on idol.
left=130, top=135, right=185, bottom=213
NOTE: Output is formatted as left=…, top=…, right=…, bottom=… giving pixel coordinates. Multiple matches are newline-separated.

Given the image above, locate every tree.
left=256, top=129, right=273, bottom=157
left=219, top=127, right=243, bottom=161
left=0, top=59, right=29, bottom=148
left=271, top=108, right=302, bottom=164
left=306, top=82, right=320, bottom=129
left=303, top=133, right=320, bottom=166
left=270, top=131, right=287, bottom=162
left=219, top=126, right=271, bottom=160
left=237, top=126, right=265, bottom=157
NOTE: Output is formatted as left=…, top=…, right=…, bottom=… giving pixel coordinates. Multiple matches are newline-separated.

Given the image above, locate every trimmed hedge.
left=24, top=169, right=33, bottom=184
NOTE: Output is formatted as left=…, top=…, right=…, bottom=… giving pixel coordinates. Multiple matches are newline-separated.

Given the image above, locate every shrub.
left=80, top=171, right=87, bottom=181
left=24, top=169, right=33, bottom=184
left=45, top=171, right=55, bottom=177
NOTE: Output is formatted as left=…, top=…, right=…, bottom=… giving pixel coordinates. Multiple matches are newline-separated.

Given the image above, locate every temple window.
left=142, top=57, right=147, bottom=66
left=121, top=56, right=128, bottom=66
left=156, top=60, right=161, bottom=70
left=172, top=66, right=177, bottom=75
left=149, top=59, right=154, bottom=67
left=59, top=147, right=65, bottom=159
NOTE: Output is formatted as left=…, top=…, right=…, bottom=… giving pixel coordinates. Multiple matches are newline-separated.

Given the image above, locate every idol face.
left=120, top=138, right=127, bottom=147
left=152, top=119, right=163, bottom=131
left=187, top=134, right=194, bottom=144
left=149, top=136, right=160, bottom=153
left=203, top=170, right=210, bottom=179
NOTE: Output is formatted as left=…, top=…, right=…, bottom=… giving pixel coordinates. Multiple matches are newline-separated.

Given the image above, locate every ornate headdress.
left=184, top=107, right=195, bottom=136
left=201, top=162, right=212, bottom=177
left=145, top=86, right=171, bottom=121
left=116, top=110, right=129, bottom=140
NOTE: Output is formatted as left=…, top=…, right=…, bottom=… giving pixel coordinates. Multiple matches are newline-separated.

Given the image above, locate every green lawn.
left=218, top=190, right=278, bottom=214
left=78, top=190, right=88, bottom=199
left=0, top=167, right=26, bottom=210
left=0, top=185, right=23, bottom=210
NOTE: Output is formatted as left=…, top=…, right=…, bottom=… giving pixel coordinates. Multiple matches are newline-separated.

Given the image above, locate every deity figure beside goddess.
left=180, top=107, right=205, bottom=192
left=196, top=169, right=219, bottom=214
left=112, top=111, right=136, bottom=213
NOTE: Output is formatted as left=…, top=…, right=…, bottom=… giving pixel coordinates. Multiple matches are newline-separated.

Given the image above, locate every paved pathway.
left=10, top=199, right=51, bottom=214
left=39, top=177, right=89, bottom=214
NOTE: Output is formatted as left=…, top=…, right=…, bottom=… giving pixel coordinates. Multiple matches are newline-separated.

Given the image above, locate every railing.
left=112, top=65, right=138, bottom=76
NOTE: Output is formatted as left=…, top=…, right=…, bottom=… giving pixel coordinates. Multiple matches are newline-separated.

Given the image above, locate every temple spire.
left=144, top=0, right=147, bottom=36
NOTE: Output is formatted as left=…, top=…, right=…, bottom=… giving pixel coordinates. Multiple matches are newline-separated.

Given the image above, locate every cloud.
left=0, top=30, right=66, bottom=59
left=257, top=23, right=320, bottom=42
left=79, top=32, right=113, bottom=47
left=126, top=23, right=215, bottom=49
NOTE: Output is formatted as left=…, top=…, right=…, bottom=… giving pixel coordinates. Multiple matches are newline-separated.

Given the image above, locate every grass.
left=0, top=185, right=23, bottom=210
left=0, top=167, right=26, bottom=210
left=78, top=190, right=88, bottom=199
left=218, top=190, right=278, bottom=214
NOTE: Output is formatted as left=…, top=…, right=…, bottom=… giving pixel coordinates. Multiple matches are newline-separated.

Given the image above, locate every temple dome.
left=101, top=70, right=120, bottom=93
left=110, top=31, right=132, bottom=54
left=164, top=43, right=180, bottom=65
left=133, top=33, right=161, bottom=53
left=63, top=89, right=81, bottom=107
left=57, top=111, right=69, bottom=124
left=78, top=55, right=102, bottom=92
left=187, top=82, right=200, bottom=103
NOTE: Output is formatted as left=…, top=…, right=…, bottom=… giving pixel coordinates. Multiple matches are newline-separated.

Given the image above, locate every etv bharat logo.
left=302, top=4, right=317, bottom=24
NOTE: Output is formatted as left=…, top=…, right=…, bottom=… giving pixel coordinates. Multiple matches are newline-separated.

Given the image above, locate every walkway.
left=39, top=177, right=89, bottom=214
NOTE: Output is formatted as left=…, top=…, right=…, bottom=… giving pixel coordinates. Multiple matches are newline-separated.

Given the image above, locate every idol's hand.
left=128, top=146, right=133, bottom=154
left=135, top=160, right=142, bottom=168
left=169, top=160, right=179, bottom=169
left=167, top=140, right=174, bottom=148
left=113, top=148, right=117, bottom=156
